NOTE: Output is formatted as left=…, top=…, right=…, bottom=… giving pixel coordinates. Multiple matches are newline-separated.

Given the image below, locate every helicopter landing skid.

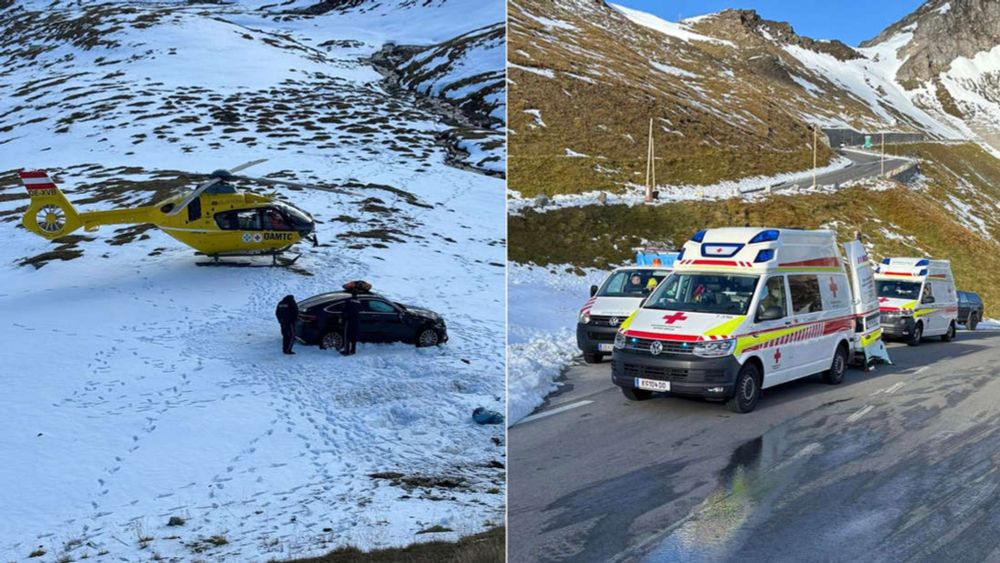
left=195, top=250, right=302, bottom=268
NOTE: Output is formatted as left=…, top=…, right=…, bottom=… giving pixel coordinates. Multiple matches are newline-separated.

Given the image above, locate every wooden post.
left=645, top=118, right=654, bottom=203
left=812, top=125, right=818, bottom=189
left=881, top=132, right=885, bottom=177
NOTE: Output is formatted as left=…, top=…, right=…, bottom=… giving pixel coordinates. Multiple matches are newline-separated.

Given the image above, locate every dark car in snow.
left=958, top=290, right=984, bottom=330
left=294, top=291, right=447, bottom=351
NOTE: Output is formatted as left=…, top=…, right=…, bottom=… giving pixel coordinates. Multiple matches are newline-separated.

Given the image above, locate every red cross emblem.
left=662, top=312, right=688, bottom=324
left=879, top=297, right=889, bottom=303
left=828, top=277, right=839, bottom=298
left=774, top=348, right=782, bottom=363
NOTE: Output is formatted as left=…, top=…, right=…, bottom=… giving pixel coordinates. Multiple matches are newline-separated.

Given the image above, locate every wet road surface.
left=508, top=330, right=1000, bottom=563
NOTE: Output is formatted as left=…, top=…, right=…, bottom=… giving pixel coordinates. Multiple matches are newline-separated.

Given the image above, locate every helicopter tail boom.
left=19, top=170, right=83, bottom=240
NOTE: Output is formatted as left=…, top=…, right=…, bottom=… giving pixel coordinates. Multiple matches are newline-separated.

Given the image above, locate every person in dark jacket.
left=341, top=292, right=362, bottom=356
left=275, top=295, right=298, bottom=355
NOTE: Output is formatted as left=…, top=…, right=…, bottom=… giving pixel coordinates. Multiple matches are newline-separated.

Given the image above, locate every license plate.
left=598, top=343, right=614, bottom=352
left=636, top=378, right=670, bottom=392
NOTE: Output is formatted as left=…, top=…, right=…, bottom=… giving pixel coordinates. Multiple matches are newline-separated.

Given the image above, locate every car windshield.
left=877, top=281, right=921, bottom=300
left=645, top=273, right=759, bottom=315
left=597, top=269, right=670, bottom=297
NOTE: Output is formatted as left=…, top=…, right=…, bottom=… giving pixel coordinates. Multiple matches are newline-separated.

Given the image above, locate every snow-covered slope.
left=0, top=1, right=504, bottom=561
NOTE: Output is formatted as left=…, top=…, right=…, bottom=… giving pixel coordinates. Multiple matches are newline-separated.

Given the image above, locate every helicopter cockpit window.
left=262, top=207, right=294, bottom=231
left=214, top=209, right=262, bottom=231
left=275, top=202, right=313, bottom=230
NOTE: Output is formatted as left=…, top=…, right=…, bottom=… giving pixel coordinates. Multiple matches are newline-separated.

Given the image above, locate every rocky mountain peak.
left=861, top=0, right=1000, bottom=85
left=698, top=8, right=861, bottom=61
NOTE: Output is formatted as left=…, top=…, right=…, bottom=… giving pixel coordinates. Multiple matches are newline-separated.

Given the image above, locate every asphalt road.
left=508, top=330, right=1000, bottom=563
left=767, top=149, right=912, bottom=192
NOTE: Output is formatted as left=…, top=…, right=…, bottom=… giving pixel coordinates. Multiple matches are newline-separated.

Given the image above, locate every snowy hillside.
left=0, top=1, right=504, bottom=561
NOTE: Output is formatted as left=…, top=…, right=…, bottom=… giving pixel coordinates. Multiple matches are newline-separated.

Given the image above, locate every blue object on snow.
left=634, top=250, right=678, bottom=267
left=473, top=407, right=504, bottom=425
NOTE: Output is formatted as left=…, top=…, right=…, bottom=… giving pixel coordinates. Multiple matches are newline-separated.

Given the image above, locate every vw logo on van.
left=609, top=317, right=620, bottom=326
left=649, top=341, right=663, bottom=356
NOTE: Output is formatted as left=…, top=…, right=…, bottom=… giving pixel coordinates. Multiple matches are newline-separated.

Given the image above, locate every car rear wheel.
left=621, top=387, right=652, bottom=401
left=968, top=313, right=979, bottom=331
left=416, top=327, right=439, bottom=347
left=823, top=344, right=848, bottom=385
left=726, top=362, right=762, bottom=414
left=320, top=330, right=344, bottom=351
left=941, top=321, right=956, bottom=342
left=583, top=352, right=604, bottom=364
left=907, top=322, right=923, bottom=347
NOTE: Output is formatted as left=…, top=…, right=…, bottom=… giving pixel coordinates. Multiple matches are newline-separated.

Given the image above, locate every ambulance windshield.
left=598, top=269, right=670, bottom=298
left=877, top=280, right=921, bottom=300
left=646, top=273, right=759, bottom=315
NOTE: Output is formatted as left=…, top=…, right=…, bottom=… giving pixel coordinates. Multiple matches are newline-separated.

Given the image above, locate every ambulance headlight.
left=614, top=332, right=626, bottom=350
left=579, top=311, right=591, bottom=324
left=692, top=339, right=735, bottom=358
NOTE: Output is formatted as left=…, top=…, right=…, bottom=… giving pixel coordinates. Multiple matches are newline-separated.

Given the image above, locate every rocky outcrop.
left=862, top=0, right=1000, bottom=85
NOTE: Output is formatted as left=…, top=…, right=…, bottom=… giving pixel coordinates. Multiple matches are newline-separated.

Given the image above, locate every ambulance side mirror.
left=757, top=306, right=784, bottom=322
left=590, top=285, right=598, bottom=297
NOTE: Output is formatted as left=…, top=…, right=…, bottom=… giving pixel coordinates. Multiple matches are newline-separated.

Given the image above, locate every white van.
left=578, top=262, right=673, bottom=363
left=875, top=257, right=958, bottom=345
left=611, top=228, right=886, bottom=413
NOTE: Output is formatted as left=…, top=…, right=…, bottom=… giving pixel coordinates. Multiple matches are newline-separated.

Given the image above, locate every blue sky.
left=615, top=0, right=926, bottom=46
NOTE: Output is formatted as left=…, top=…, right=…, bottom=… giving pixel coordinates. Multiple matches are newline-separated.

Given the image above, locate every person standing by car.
left=342, top=292, right=362, bottom=356
left=275, top=295, right=298, bottom=355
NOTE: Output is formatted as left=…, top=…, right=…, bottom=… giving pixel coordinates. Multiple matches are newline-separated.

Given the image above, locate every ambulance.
left=577, top=251, right=676, bottom=363
left=611, top=228, right=887, bottom=413
left=875, top=257, right=958, bottom=345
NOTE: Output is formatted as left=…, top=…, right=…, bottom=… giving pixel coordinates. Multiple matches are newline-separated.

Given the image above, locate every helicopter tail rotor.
left=18, top=170, right=83, bottom=239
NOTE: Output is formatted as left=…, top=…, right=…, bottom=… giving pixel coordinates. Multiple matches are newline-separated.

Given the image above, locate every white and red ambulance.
left=577, top=260, right=673, bottom=363
left=611, top=228, right=886, bottom=413
left=875, top=257, right=958, bottom=345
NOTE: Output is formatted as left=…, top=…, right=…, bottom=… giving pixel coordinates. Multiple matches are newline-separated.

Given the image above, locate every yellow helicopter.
left=19, top=160, right=322, bottom=264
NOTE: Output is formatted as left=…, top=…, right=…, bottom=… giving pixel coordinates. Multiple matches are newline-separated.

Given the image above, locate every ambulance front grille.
left=589, top=315, right=622, bottom=328
left=621, top=363, right=689, bottom=381
left=587, top=331, right=616, bottom=342
left=625, top=338, right=693, bottom=355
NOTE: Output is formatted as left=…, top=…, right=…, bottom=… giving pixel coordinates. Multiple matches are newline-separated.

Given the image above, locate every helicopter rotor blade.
left=229, top=159, right=269, bottom=174
left=237, top=175, right=352, bottom=195
left=164, top=177, right=221, bottom=216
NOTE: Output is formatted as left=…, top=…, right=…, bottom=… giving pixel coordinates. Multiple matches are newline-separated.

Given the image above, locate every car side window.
left=788, top=275, right=823, bottom=314
left=757, top=276, right=788, bottom=320
left=323, top=302, right=344, bottom=314
left=365, top=300, right=396, bottom=314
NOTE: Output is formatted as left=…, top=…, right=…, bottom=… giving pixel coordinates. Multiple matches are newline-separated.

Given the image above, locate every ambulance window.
left=757, top=277, right=788, bottom=320
left=921, top=284, right=934, bottom=303
left=788, top=275, right=823, bottom=313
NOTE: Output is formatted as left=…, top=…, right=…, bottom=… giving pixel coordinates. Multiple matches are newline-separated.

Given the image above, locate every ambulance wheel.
left=726, top=363, right=761, bottom=414
left=621, top=387, right=652, bottom=401
left=941, top=321, right=956, bottom=342
left=583, top=352, right=604, bottom=364
left=320, top=330, right=344, bottom=351
left=823, top=344, right=848, bottom=385
left=968, top=313, right=979, bottom=331
left=907, top=323, right=923, bottom=347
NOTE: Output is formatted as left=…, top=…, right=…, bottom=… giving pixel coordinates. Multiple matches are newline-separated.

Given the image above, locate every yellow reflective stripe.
left=735, top=325, right=807, bottom=355
left=704, top=315, right=746, bottom=337
left=861, top=328, right=882, bottom=347
left=619, top=310, right=639, bottom=331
